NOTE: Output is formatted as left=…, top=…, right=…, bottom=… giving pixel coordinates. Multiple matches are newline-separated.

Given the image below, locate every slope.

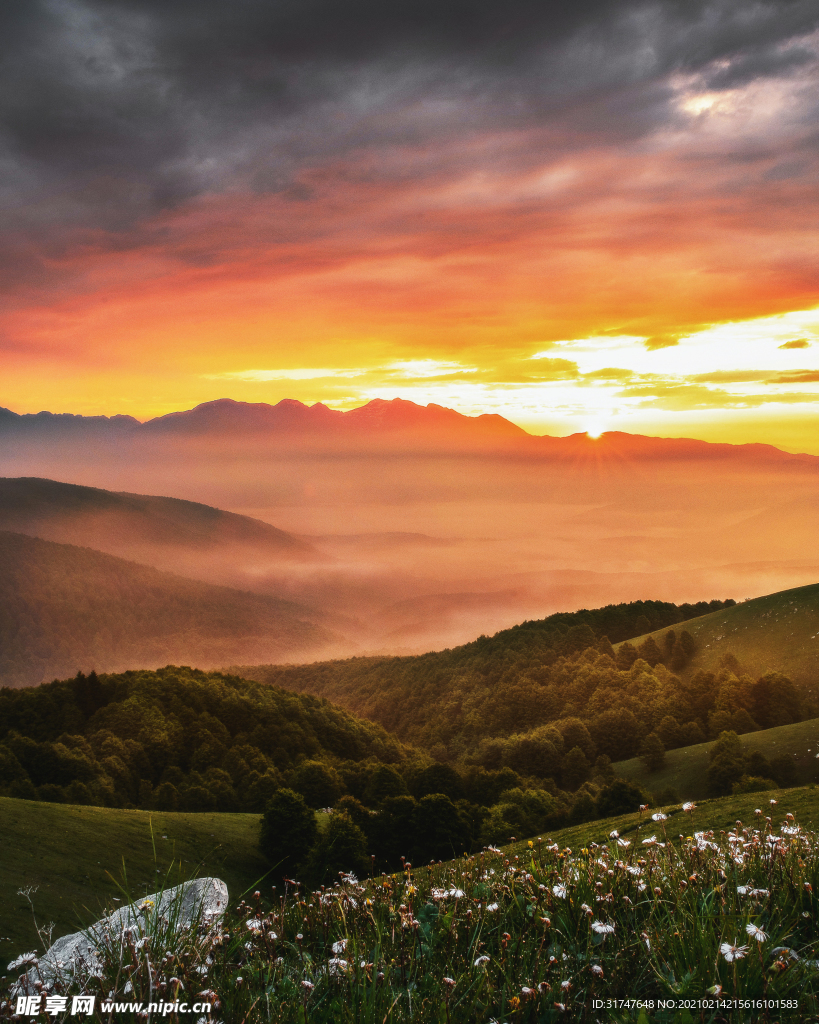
left=0, top=476, right=319, bottom=559
left=613, top=716, right=819, bottom=799
left=0, top=532, right=336, bottom=687
left=622, top=581, right=819, bottom=688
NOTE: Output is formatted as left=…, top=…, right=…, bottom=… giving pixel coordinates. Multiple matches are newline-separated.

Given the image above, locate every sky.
left=2, top=0, right=819, bottom=449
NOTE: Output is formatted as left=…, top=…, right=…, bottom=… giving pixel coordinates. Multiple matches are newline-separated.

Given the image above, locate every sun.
left=585, top=420, right=606, bottom=439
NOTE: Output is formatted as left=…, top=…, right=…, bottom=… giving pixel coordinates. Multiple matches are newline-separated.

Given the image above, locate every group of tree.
left=707, top=730, right=799, bottom=796
left=258, top=770, right=650, bottom=886
left=239, top=622, right=812, bottom=774
left=0, top=667, right=409, bottom=810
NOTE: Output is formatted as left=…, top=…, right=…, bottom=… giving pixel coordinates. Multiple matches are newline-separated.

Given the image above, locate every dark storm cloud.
left=0, top=0, right=817, bottom=281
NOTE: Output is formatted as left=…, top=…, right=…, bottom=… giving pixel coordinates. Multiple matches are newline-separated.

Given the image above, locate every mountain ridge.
left=1, top=397, right=816, bottom=462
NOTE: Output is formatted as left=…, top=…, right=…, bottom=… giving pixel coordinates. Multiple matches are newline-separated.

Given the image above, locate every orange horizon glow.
left=2, top=20, right=819, bottom=453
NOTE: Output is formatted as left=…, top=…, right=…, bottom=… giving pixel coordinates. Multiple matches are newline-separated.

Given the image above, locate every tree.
left=595, top=779, right=646, bottom=818
left=679, top=630, right=696, bottom=659
left=413, top=762, right=464, bottom=801
left=634, top=615, right=651, bottom=636
left=616, top=642, right=639, bottom=671
left=369, top=795, right=417, bottom=869
left=707, top=731, right=745, bottom=796
left=751, top=674, right=801, bottom=729
left=556, top=718, right=596, bottom=762
left=589, top=708, right=641, bottom=762
left=656, top=716, right=682, bottom=749
left=662, top=630, right=677, bottom=661
left=637, top=636, right=663, bottom=668
left=640, top=733, right=665, bottom=772
left=561, top=746, right=591, bottom=791
left=304, top=811, right=368, bottom=886
left=364, top=764, right=407, bottom=805
left=290, top=760, right=344, bottom=808
left=259, top=788, right=318, bottom=877
left=413, top=794, right=470, bottom=863
left=504, top=734, right=559, bottom=778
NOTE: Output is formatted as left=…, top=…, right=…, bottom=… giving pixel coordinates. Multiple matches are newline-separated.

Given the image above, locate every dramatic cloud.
left=1, top=0, right=818, bottom=447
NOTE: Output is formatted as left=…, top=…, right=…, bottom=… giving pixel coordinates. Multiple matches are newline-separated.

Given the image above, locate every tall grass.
left=3, top=806, right=819, bottom=1021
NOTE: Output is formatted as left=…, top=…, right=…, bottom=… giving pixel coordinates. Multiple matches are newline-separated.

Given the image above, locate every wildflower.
left=340, top=872, right=358, bottom=884
left=652, top=812, right=668, bottom=822
left=560, top=979, right=571, bottom=990
left=591, top=921, right=615, bottom=936
left=609, top=830, right=619, bottom=839
left=639, top=803, right=649, bottom=812
left=720, top=942, right=749, bottom=962
left=443, top=977, right=456, bottom=990
left=617, top=838, right=631, bottom=848
left=554, top=1003, right=567, bottom=1012
left=328, top=958, right=348, bottom=975
left=682, top=802, right=696, bottom=812
left=486, top=903, right=499, bottom=912
left=446, top=888, right=465, bottom=898
left=538, top=982, right=551, bottom=994
left=770, top=799, right=777, bottom=806
left=642, top=835, right=658, bottom=846
left=332, top=939, right=347, bottom=955
left=708, top=984, right=723, bottom=996
left=755, top=808, right=762, bottom=816
left=746, top=923, right=768, bottom=942
left=805, top=883, right=813, bottom=893
left=521, top=986, right=535, bottom=999
left=590, top=964, right=604, bottom=977
left=580, top=903, right=592, bottom=915
left=474, top=956, right=490, bottom=967
left=7, top=953, right=38, bottom=970
left=641, top=932, right=650, bottom=951
left=300, top=980, right=314, bottom=991
left=552, top=884, right=568, bottom=898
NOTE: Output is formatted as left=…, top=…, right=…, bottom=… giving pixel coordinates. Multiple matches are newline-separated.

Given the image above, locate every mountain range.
left=3, top=397, right=819, bottom=658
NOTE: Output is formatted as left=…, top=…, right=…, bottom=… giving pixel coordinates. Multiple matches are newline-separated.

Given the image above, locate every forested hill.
left=0, top=531, right=335, bottom=687
left=0, top=666, right=410, bottom=811
left=234, top=597, right=740, bottom=754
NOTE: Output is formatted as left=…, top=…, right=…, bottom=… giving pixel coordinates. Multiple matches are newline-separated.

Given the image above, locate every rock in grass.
left=13, top=878, right=228, bottom=992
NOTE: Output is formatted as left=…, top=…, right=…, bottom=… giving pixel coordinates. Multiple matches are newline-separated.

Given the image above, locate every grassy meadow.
left=625, top=581, right=819, bottom=688
left=614, top=717, right=819, bottom=800
left=5, top=789, right=819, bottom=1021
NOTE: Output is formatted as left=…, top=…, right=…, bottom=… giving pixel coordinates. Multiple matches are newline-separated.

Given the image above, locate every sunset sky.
left=2, top=0, right=819, bottom=448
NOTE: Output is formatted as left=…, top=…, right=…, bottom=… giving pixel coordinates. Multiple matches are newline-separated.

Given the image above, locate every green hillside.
left=625, top=580, right=819, bottom=688
left=5, top=783, right=819, bottom=974
left=0, top=531, right=333, bottom=687
left=613, top=715, right=819, bottom=799
left=0, top=797, right=267, bottom=969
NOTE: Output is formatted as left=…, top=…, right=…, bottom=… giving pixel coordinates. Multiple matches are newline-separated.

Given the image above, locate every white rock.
left=13, top=878, right=228, bottom=992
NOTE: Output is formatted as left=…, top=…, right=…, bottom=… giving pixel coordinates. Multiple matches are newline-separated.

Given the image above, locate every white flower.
left=332, top=939, right=347, bottom=955
left=609, top=830, right=619, bottom=839
left=591, top=921, right=615, bottom=936
left=590, top=964, right=604, bottom=977
left=474, top=955, right=490, bottom=966
left=552, top=884, right=568, bottom=898
left=486, top=902, right=499, bottom=912
left=245, top=918, right=262, bottom=932
left=642, top=836, right=658, bottom=846
left=446, top=888, right=465, bottom=898
left=328, top=957, right=348, bottom=975
left=746, top=923, right=768, bottom=942
left=720, top=942, right=749, bottom=962
left=617, top=838, right=631, bottom=848
left=682, top=802, right=696, bottom=812
left=7, top=953, right=38, bottom=970
left=652, top=813, right=668, bottom=822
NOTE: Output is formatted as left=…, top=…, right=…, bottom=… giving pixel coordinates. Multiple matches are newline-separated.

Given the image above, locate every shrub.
left=259, top=787, right=318, bottom=876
